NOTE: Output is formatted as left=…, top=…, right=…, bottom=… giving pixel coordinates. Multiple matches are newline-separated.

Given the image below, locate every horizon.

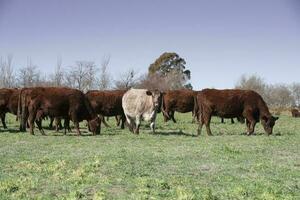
left=0, top=0, right=300, bottom=90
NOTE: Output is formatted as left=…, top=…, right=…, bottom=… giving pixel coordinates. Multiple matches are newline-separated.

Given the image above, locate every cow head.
left=88, top=116, right=101, bottom=135
left=261, top=115, right=279, bottom=135
left=146, top=90, right=164, bottom=112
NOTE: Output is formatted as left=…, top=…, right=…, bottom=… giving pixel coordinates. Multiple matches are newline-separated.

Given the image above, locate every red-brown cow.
left=194, top=89, right=278, bottom=136
left=85, top=90, right=127, bottom=129
left=161, top=89, right=196, bottom=123
left=0, top=88, right=19, bottom=129
left=291, top=108, right=300, bottom=117
left=19, top=87, right=101, bottom=135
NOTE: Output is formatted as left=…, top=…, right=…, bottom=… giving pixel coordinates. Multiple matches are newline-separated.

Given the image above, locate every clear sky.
left=0, top=0, right=299, bottom=89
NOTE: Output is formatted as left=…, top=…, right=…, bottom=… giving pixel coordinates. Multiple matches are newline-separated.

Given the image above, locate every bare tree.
left=66, top=61, right=98, bottom=92
left=17, top=58, right=41, bottom=87
left=98, top=56, right=111, bottom=89
left=266, top=84, right=294, bottom=107
left=235, top=74, right=267, bottom=96
left=137, top=73, right=169, bottom=90
left=114, top=69, right=138, bottom=89
left=290, top=83, right=300, bottom=107
left=0, top=54, right=16, bottom=88
left=50, top=56, right=64, bottom=87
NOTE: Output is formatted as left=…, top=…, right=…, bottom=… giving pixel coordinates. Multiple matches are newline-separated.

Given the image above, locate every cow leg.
left=244, top=111, right=256, bottom=135
left=247, top=120, right=256, bottom=135
left=197, top=114, right=204, bottom=136
left=204, top=114, right=213, bottom=136
left=36, top=119, right=45, bottom=135
left=49, top=117, right=54, bottom=129
left=115, top=115, right=121, bottom=126
left=1, top=113, right=7, bottom=129
left=63, top=119, right=68, bottom=135
left=100, top=115, right=110, bottom=128
left=221, top=118, right=224, bottom=123
left=20, top=110, right=28, bottom=132
left=231, top=118, right=234, bottom=124
left=170, top=111, right=177, bottom=123
left=28, top=113, right=36, bottom=135
left=74, top=122, right=81, bottom=136
left=191, top=111, right=196, bottom=123
left=120, top=114, right=126, bottom=129
left=125, top=114, right=134, bottom=133
left=134, top=116, right=141, bottom=134
left=150, top=121, right=156, bottom=133
left=54, top=118, right=62, bottom=132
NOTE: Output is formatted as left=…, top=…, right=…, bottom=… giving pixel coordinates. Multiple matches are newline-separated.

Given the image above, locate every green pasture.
left=0, top=113, right=299, bottom=199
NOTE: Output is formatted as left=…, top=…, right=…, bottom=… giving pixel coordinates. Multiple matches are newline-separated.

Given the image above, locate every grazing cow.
left=161, top=89, right=196, bottom=123
left=0, top=88, right=19, bottom=129
left=85, top=90, right=127, bottom=129
left=18, top=87, right=101, bottom=135
left=291, top=108, right=300, bottom=117
left=194, top=89, right=278, bottom=136
left=122, top=89, right=164, bottom=134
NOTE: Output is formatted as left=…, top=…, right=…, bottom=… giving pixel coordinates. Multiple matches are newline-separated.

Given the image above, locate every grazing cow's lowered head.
left=88, top=116, right=101, bottom=135
left=146, top=89, right=164, bottom=112
left=261, top=115, right=279, bottom=135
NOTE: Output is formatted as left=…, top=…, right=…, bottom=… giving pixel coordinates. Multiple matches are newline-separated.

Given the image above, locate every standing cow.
left=85, top=90, right=126, bottom=129
left=194, top=89, right=278, bottom=136
left=0, top=88, right=19, bottom=129
left=291, top=108, right=300, bottom=117
left=161, top=89, right=196, bottom=123
left=122, top=89, right=164, bottom=134
left=19, top=87, right=101, bottom=135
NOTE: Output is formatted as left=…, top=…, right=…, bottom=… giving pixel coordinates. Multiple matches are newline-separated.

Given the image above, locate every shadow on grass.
left=151, top=130, right=198, bottom=137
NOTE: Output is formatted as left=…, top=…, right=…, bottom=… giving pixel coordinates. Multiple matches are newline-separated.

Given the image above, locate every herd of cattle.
left=0, top=87, right=280, bottom=136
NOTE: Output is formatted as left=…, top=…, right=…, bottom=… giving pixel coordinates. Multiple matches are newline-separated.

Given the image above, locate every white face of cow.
left=146, top=90, right=163, bottom=111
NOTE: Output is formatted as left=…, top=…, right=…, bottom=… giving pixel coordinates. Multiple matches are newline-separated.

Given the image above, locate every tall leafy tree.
left=148, top=52, right=192, bottom=89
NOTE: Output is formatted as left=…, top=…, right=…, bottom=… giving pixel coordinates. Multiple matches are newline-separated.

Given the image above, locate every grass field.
left=0, top=113, right=299, bottom=200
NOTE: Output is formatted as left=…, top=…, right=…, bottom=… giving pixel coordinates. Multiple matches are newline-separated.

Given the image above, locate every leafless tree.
left=290, top=83, right=300, bottom=107
left=137, top=73, right=169, bottom=90
left=17, top=58, right=41, bottom=87
left=66, top=61, right=98, bottom=92
left=50, top=56, right=64, bottom=87
left=98, top=56, right=111, bottom=89
left=114, top=69, right=138, bottom=89
left=266, top=84, right=294, bottom=107
left=0, top=54, right=16, bottom=88
left=235, top=74, right=267, bottom=97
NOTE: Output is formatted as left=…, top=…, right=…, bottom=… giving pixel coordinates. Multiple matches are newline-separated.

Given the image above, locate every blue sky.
left=0, top=0, right=299, bottom=89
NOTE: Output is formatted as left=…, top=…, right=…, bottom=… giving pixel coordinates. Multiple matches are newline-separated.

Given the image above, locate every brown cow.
left=18, top=87, right=101, bottom=135
left=161, top=89, right=196, bottom=123
left=194, top=89, right=278, bottom=136
left=0, top=88, right=19, bottom=129
left=85, top=90, right=127, bottom=129
left=291, top=108, right=300, bottom=117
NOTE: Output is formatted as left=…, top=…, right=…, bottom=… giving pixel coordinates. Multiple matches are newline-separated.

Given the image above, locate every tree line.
left=1, top=52, right=299, bottom=108
left=0, top=52, right=193, bottom=92
left=235, top=74, right=300, bottom=108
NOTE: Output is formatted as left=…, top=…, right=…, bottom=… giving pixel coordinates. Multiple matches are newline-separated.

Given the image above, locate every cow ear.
left=273, top=116, right=279, bottom=121
left=146, top=90, right=152, bottom=96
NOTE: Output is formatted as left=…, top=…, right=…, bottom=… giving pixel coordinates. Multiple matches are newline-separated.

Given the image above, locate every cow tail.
left=17, top=89, right=22, bottom=122
left=20, top=89, right=27, bottom=131
left=160, top=94, right=170, bottom=118
left=193, top=94, right=199, bottom=122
